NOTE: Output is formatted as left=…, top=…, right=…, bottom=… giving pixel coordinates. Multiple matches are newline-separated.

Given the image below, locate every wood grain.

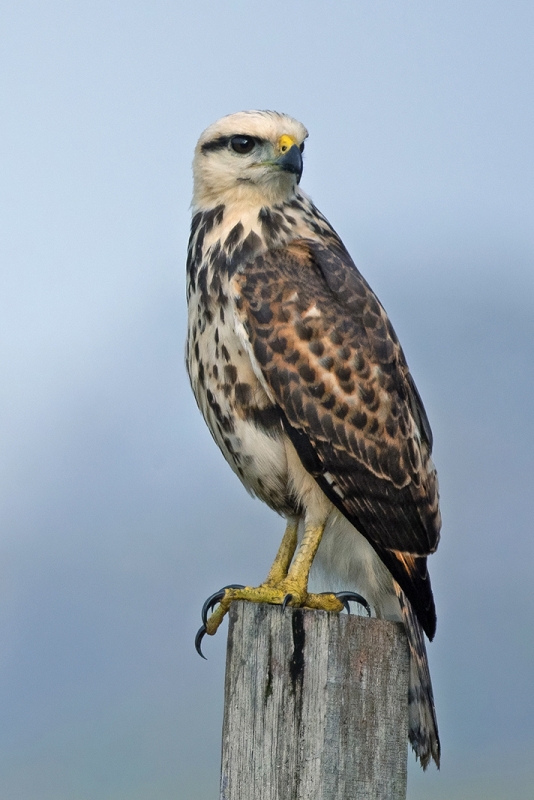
left=220, top=602, right=409, bottom=800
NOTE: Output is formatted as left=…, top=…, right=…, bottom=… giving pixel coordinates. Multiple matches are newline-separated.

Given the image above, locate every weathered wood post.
left=219, top=602, right=409, bottom=800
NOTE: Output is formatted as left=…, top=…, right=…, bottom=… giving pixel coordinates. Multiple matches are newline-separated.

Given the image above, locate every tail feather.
left=395, top=583, right=441, bottom=769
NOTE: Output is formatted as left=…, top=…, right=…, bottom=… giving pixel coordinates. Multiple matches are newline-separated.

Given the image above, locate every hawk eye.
left=230, top=135, right=256, bottom=154
left=299, top=142, right=305, bottom=153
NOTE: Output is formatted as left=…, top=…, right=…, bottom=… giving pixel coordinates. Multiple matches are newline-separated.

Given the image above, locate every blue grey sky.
left=1, top=1, right=533, bottom=798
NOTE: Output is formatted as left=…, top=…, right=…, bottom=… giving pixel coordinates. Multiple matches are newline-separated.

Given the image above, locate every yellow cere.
left=278, top=134, right=297, bottom=153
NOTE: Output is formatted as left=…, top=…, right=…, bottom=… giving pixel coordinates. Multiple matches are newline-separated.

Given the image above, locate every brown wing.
left=233, top=238, right=441, bottom=639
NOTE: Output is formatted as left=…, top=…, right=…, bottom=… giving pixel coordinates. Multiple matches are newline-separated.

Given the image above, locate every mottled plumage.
left=186, top=110, right=441, bottom=768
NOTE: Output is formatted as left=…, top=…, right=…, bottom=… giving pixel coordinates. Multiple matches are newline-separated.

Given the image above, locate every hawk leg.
left=264, top=516, right=299, bottom=586
left=196, top=519, right=353, bottom=658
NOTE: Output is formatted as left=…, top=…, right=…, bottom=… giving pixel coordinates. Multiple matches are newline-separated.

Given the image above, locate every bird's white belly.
left=187, top=300, right=297, bottom=515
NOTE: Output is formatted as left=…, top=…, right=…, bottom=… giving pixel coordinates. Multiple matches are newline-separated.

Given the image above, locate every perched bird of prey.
left=186, top=110, right=441, bottom=768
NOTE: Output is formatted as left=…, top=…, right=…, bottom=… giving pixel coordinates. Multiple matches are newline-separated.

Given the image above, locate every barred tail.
left=395, top=583, right=441, bottom=769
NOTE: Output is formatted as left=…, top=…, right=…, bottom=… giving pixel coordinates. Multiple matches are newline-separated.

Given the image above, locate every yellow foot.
left=194, top=584, right=371, bottom=658
left=200, top=581, right=341, bottom=639
left=210, top=583, right=345, bottom=633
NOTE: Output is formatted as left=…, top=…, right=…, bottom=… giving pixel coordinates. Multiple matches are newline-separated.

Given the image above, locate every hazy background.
left=1, top=1, right=533, bottom=798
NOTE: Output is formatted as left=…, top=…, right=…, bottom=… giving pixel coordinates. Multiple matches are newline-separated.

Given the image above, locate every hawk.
left=186, top=110, right=441, bottom=768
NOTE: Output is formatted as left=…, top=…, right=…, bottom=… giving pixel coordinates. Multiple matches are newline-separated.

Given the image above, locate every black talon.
left=335, top=591, right=372, bottom=617
left=201, top=590, right=224, bottom=626
left=201, top=584, right=245, bottom=625
left=282, top=593, right=293, bottom=610
left=196, top=584, right=246, bottom=658
left=340, top=597, right=351, bottom=614
left=195, top=625, right=208, bottom=659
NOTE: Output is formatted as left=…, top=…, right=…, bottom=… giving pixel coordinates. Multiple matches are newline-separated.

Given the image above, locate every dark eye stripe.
left=201, top=136, right=231, bottom=154
left=201, top=134, right=265, bottom=155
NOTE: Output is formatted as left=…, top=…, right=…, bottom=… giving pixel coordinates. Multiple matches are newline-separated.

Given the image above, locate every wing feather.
left=233, top=238, right=441, bottom=638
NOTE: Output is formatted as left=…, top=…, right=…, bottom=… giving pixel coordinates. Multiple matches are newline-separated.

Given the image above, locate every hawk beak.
left=276, top=144, right=303, bottom=183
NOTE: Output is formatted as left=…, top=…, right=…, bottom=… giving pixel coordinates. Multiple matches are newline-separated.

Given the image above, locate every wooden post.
left=219, top=602, right=409, bottom=800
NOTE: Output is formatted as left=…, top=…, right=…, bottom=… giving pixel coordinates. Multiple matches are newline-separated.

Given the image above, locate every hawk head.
left=192, top=110, right=308, bottom=209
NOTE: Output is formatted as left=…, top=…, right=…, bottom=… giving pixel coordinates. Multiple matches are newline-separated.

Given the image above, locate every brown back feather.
left=234, top=239, right=441, bottom=638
